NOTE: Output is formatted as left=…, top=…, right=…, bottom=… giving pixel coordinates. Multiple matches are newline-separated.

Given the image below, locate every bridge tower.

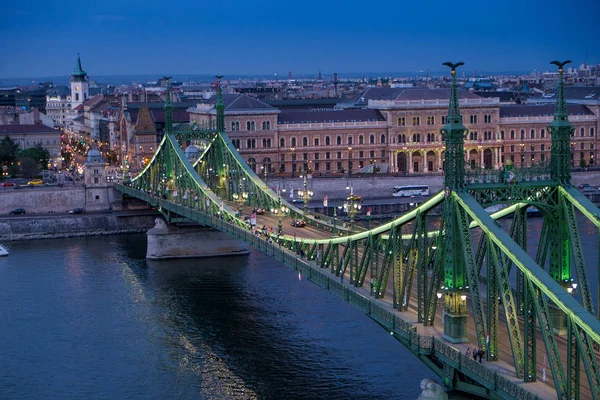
left=214, top=76, right=228, bottom=199
left=163, top=76, right=173, bottom=135
left=547, top=61, right=578, bottom=335
left=439, top=62, right=469, bottom=343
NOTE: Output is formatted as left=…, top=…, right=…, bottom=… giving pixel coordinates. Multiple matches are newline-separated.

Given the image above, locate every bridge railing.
left=116, top=185, right=539, bottom=400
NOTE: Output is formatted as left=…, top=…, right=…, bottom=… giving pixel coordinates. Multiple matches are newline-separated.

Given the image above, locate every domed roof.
left=184, top=145, right=199, bottom=155
left=184, top=145, right=200, bottom=162
left=86, top=148, right=103, bottom=164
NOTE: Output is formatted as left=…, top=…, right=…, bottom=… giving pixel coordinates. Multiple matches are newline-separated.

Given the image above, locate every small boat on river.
left=0, top=244, right=9, bottom=256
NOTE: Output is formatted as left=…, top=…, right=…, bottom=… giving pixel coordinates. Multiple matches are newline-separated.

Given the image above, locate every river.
left=0, top=234, right=435, bottom=400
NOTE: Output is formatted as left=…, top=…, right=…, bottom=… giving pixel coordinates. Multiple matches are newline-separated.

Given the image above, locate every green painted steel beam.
left=455, top=191, right=600, bottom=343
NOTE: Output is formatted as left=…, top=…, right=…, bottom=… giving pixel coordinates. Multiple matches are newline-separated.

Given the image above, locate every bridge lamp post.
left=297, top=174, right=313, bottom=217
left=343, top=184, right=361, bottom=230
left=271, top=204, right=289, bottom=235
left=261, top=165, right=268, bottom=184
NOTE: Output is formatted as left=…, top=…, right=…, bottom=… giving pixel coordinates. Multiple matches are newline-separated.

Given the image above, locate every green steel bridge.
left=115, top=63, right=600, bottom=400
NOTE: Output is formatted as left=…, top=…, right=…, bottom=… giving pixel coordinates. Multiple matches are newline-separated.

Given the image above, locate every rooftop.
left=278, top=109, right=386, bottom=124
left=499, top=103, right=594, bottom=118
left=0, top=124, right=57, bottom=134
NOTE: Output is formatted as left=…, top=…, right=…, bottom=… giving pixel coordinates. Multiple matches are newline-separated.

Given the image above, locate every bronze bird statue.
left=550, top=60, right=571, bottom=72
left=442, top=62, right=465, bottom=75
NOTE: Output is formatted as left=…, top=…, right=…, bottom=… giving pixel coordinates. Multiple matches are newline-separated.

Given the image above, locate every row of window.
left=397, top=114, right=493, bottom=126
left=279, top=149, right=387, bottom=162
left=505, top=127, right=595, bottom=139
left=230, top=121, right=272, bottom=131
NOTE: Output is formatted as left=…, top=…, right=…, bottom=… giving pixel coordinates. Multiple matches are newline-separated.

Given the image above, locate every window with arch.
left=510, top=130, right=515, bottom=139
left=427, top=116, right=435, bottom=125
left=591, top=128, right=595, bottom=137
left=530, top=129, right=535, bottom=139
left=398, top=117, right=406, bottom=126
left=541, top=129, right=546, bottom=138
left=398, top=134, right=406, bottom=143
left=291, top=137, right=297, bottom=147
left=302, top=137, right=308, bottom=146
left=246, top=139, right=256, bottom=148
left=520, top=129, right=524, bottom=139
left=412, top=133, right=421, bottom=142
left=246, top=120, right=255, bottom=131
left=280, top=137, right=285, bottom=148
left=359, top=135, right=364, bottom=145
left=232, top=139, right=241, bottom=148
left=581, top=127, right=585, bottom=137
left=314, top=137, right=319, bottom=146
left=336, top=136, right=342, bottom=145
left=348, top=136, right=353, bottom=145
left=261, top=121, right=271, bottom=130
left=381, top=134, right=386, bottom=144
left=441, top=116, right=446, bottom=124
left=470, top=115, right=478, bottom=124
left=370, top=135, right=375, bottom=144
left=231, top=121, right=240, bottom=131
left=412, top=116, right=420, bottom=125
left=325, top=136, right=331, bottom=146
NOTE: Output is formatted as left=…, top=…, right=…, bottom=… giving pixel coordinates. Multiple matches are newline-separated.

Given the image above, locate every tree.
left=20, top=157, right=39, bottom=178
left=580, top=159, right=587, bottom=169
left=0, top=135, right=20, bottom=166
left=18, top=143, right=50, bottom=170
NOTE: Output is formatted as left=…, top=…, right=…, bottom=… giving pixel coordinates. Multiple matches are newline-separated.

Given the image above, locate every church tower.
left=70, top=54, right=89, bottom=107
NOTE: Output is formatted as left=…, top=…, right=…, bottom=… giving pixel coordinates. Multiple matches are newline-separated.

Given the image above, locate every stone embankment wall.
left=0, top=185, right=125, bottom=215
left=0, top=214, right=157, bottom=242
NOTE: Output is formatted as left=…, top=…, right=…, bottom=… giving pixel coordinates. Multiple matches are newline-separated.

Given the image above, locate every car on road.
left=291, top=219, right=306, bottom=227
left=1, top=181, right=15, bottom=187
left=27, top=179, right=44, bottom=186
left=69, top=208, right=84, bottom=214
left=253, top=208, right=266, bottom=215
left=579, top=183, right=591, bottom=189
left=583, top=186, right=595, bottom=192
left=9, top=208, right=26, bottom=215
left=291, top=199, right=303, bottom=204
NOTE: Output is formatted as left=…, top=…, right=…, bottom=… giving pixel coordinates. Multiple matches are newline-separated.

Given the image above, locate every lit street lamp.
left=271, top=202, right=289, bottom=235
left=297, top=174, right=313, bottom=216
left=343, top=181, right=361, bottom=230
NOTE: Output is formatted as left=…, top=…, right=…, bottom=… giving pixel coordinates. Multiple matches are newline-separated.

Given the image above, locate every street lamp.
left=297, top=174, right=314, bottom=216
left=271, top=203, right=289, bottom=235
left=343, top=182, right=361, bottom=230
left=261, top=165, right=268, bottom=184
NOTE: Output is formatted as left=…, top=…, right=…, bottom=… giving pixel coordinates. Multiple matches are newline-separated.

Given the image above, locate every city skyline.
left=1, top=0, right=599, bottom=79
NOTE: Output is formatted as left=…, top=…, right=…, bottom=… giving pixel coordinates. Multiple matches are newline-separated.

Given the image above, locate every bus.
left=392, top=185, right=429, bottom=197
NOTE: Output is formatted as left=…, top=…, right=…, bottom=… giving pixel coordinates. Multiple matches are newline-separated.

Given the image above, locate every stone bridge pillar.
left=146, top=218, right=249, bottom=259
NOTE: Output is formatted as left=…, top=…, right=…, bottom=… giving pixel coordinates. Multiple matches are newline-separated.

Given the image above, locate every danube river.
left=0, top=234, right=435, bottom=400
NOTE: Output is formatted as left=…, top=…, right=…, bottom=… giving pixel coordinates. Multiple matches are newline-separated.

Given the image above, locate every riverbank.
left=0, top=212, right=158, bottom=242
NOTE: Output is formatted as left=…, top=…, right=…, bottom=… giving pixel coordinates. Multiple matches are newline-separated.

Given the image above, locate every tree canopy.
left=18, top=143, right=50, bottom=170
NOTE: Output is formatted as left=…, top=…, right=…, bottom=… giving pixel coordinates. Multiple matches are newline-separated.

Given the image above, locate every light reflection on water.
left=0, top=235, right=433, bottom=400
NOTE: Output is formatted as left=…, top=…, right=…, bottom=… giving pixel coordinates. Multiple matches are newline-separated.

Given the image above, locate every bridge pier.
left=146, top=218, right=250, bottom=259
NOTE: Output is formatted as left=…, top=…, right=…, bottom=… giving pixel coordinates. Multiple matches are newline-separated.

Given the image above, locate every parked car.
left=1, top=182, right=15, bottom=187
left=9, top=208, right=26, bottom=215
left=291, top=219, right=306, bottom=227
left=27, top=179, right=43, bottom=186
left=69, top=208, right=84, bottom=214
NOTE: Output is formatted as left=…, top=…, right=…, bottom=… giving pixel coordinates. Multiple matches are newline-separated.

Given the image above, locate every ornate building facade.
left=186, top=87, right=599, bottom=176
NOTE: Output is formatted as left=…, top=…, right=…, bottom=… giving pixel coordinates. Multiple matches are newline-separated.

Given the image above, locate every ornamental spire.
left=215, top=76, right=224, bottom=133
left=443, top=61, right=464, bottom=123
left=548, top=60, right=574, bottom=184
left=441, top=61, right=467, bottom=190
left=163, top=76, right=173, bottom=135
left=551, top=60, right=571, bottom=121
left=72, top=53, right=87, bottom=78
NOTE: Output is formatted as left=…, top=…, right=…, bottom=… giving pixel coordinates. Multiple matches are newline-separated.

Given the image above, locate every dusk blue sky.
left=1, top=0, right=599, bottom=79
